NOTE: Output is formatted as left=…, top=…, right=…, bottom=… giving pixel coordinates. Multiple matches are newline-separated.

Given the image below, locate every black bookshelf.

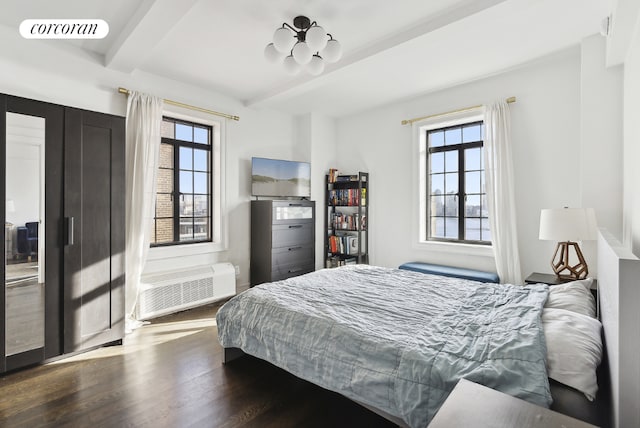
left=324, top=172, right=369, bottom=268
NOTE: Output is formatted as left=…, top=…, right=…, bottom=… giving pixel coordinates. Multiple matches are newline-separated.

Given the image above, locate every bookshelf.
left=324, top=171, right=369, bottom=268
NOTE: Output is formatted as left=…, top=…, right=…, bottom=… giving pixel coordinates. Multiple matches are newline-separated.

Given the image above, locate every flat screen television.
left=251, top=157, right=311, bottom=198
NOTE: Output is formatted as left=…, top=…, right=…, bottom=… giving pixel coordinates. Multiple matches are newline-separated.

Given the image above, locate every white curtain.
left=484, top=100, right=522, bottom=284
left=125, top=91, right=163, bottom=332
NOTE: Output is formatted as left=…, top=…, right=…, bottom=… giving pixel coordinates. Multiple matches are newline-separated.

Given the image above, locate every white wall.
left=623, top=10, right=640, bottom=255
left=0, top=24, right=298, bottom=290
left=336, top=44, right=623, bottom=280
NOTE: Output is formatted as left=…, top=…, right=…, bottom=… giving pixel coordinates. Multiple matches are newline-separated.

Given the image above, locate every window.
left=426, top=120, right=491, bottom=244
left=152, top=117, right=212, bottom=246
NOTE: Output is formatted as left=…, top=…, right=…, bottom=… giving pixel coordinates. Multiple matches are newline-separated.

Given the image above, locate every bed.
left=217, top=230, right=637, bottom=428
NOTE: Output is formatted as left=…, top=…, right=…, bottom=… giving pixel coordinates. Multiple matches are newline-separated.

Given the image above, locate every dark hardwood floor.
left=0, top=302, right=397, bottom=428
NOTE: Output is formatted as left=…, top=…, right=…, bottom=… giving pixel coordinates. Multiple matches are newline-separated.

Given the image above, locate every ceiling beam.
left=105, top=0, right=199, bottom=73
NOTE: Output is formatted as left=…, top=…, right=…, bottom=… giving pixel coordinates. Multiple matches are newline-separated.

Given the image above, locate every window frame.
left=149, top=112, right=226, bottom=252
left=413, top=109, right=493, bottom=255
left=426, top=120, right=490, bottom=245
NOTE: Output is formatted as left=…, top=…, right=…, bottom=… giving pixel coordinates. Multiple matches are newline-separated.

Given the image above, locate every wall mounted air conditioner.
left=137, top=262, right=236, bottom=320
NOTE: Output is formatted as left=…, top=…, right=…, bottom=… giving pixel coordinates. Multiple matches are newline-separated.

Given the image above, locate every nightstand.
left=428, top=379, right=598, bottom=428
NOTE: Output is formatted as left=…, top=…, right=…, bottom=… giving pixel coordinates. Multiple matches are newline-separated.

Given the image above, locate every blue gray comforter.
left=216, top=265, right=551, bottom=428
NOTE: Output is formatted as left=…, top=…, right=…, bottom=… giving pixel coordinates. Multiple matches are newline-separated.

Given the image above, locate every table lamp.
left=538, top=207, right=597, bottom=280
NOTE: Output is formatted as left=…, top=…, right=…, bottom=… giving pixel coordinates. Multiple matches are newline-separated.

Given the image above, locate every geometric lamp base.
left=551, top=241, right=588, bottom=280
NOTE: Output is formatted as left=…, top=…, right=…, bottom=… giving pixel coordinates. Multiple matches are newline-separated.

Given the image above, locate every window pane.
left=159, top=143, right=173, bottom=169
left=179, top=217, right=194, bottom=241
left=430, top=195, right=444, bottom=216
left=465, top=171, right=481, bottom=194
left=194, top=172, right=208, bottom=194
left=444, top=172, right=458, bottom=195
left=429, top=131, right=444, bottom=147
left=444, top=194, right=458, bottom=216
left=180, top=171, right=193, bottom=193
left=156, top=169, right=173, bottom=193
left=180, top=194, right=193, bottom=216
left=463, top=124, right=481, bottom=142
left=161, top=120, right=174, bottom=139
left=194, top=195, right=209, bottom=216
left=444, top=127, right=461, bottom=145
left=445, top=217, right=458, bottom=238
left=193, top=217, right=210, bottom=240
left=431, top=217, right=445, bottom=238
left=155, top=218, right=174, bottom=243
left=465, top=218, right=481, bottom=241
left=175, top=123, right=192, bottom=142
left=180, top=146, right=193, bottom=170
left=430, top=174, right=444, bottom=195
left=194, top=149, right=208, bottom=171
left=430, top=152, right=444, bottom=173
left=193, top=127, right=208, bottom=144
left=465, top=194, right=481, bottom=217
left=445, top=151, right=458, bottom=172
left=465, top=147, right=481, bottom=171
left=156, top=193, right=173, bottom=217
left=482, top=218, right=491, bottom=242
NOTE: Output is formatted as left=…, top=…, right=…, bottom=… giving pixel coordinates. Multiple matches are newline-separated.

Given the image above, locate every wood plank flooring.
left=0, top=302, right=397, bottom=428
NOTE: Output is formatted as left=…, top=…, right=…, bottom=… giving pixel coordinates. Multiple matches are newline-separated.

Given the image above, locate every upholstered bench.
left=398, top=262, right=500, bottom=284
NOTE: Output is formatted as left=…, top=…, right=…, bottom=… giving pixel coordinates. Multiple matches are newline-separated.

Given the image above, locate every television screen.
left=251, top=157, right=311, bottom=198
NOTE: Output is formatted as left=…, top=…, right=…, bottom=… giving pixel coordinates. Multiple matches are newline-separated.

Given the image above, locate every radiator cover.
left=137, top=262, right=236, bottom=320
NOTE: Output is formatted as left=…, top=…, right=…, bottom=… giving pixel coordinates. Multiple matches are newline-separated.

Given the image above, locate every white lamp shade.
left=273, top=27, right=295, bottom=53
left=305, top=25, right=327, bottom=52
left=539, top=207, right=598, bottom=241
left=283, top=55, right=301, bottom=75
left=292, top=41, right=312, bottom=64
left=264, top=43, right=284, bottom=63
left=321, top=39, right=342, bottom=63
left=306, top=54, right=325, bottom=75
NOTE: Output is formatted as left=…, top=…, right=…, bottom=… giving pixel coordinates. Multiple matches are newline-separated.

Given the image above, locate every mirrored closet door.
left=1, top=95, right=63, bottom=372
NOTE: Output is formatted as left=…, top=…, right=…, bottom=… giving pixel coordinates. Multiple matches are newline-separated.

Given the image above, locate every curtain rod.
left=117, top=87, right=240, bottom=121
left=401, top=96, right=516, bottom=126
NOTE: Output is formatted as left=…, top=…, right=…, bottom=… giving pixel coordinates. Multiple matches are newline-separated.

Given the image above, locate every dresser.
left=250, top=200, right=315, bottom=286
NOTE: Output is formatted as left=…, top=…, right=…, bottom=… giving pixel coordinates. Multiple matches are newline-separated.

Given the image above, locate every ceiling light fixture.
left=264, top=15, right=342, bottom=76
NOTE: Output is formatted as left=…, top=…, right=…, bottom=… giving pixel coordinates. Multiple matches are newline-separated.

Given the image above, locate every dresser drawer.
left=272, top=261, right=315, bottom=281
left=272, top=244, right=314, bottom=267
left=272, top=223, right=313, bottom=248
left=272, top=201, right=314, bottom=225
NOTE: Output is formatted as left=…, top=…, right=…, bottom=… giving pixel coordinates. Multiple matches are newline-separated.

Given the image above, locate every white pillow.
left=542, top=307, right=603, bottom=400
left=545, top=278, right=596, bottom=318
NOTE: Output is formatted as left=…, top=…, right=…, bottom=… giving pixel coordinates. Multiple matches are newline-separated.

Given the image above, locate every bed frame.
left=597, top=229, right=640, bottom=428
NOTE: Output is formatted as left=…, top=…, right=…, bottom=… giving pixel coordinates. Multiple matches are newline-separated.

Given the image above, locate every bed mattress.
left=216, top=265, right=551, bottom=428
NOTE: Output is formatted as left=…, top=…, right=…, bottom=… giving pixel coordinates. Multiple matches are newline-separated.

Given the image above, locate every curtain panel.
left=125, top=91, right=163, bottom=332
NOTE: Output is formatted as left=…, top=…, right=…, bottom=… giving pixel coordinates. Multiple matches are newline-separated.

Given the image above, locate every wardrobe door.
left=63, top=108, right=125, bottom=353
left=1, top=95, right=64, bottom=373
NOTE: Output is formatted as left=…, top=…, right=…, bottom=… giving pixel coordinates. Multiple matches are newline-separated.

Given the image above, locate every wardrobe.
left=1, top=94, right=125, bottom=373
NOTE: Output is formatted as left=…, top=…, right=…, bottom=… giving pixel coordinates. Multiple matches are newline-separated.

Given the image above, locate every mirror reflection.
left=5, top=112, right=45, bottom=356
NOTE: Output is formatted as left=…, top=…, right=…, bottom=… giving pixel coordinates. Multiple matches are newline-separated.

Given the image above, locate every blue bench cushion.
left=398, top=262, right=500, bottom=284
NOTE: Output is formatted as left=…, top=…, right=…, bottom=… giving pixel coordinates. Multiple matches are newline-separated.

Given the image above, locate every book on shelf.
left=328, top=168, right=338, bottom=183
left=328, top=234, right=360, bottom=255
left=329, top=188, right=363, bottom=206
left=335, top=174, right=359, bottom=182
left=331, top=212, right=365, bottom=231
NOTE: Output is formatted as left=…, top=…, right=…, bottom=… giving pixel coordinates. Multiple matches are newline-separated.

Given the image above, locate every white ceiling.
left=0, top=0, right=611, bottom=117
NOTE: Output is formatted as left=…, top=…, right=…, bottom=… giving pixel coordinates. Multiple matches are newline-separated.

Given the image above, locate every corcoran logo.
left=19, top=19, right=109, bottom=39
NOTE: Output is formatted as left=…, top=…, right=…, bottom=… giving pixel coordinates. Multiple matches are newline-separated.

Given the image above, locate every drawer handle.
left=288, top=246, right=302, bottom=251
left=288, top=225, right=303, bottom=229
left=288, top=267, right=302, bottom=273
left=288, top=203, right=302, bottom=207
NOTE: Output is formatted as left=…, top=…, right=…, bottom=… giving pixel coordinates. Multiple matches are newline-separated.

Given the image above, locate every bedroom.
left=1, top=0, right=639, bottom=427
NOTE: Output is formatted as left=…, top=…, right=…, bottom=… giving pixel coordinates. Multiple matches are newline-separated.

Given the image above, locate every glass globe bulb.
left=321, top=39, right=342, bottom=63
left=306, top=54, right=325, bottom=75
left=292, top=41, right=312, bottom=65
left=264, top=43, right=284, bottom=63
left=305, top=25, right=327, bottom=52
left=283, top=55, right=301, bottom=75
left=273, top=27, right=294, bottom=53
